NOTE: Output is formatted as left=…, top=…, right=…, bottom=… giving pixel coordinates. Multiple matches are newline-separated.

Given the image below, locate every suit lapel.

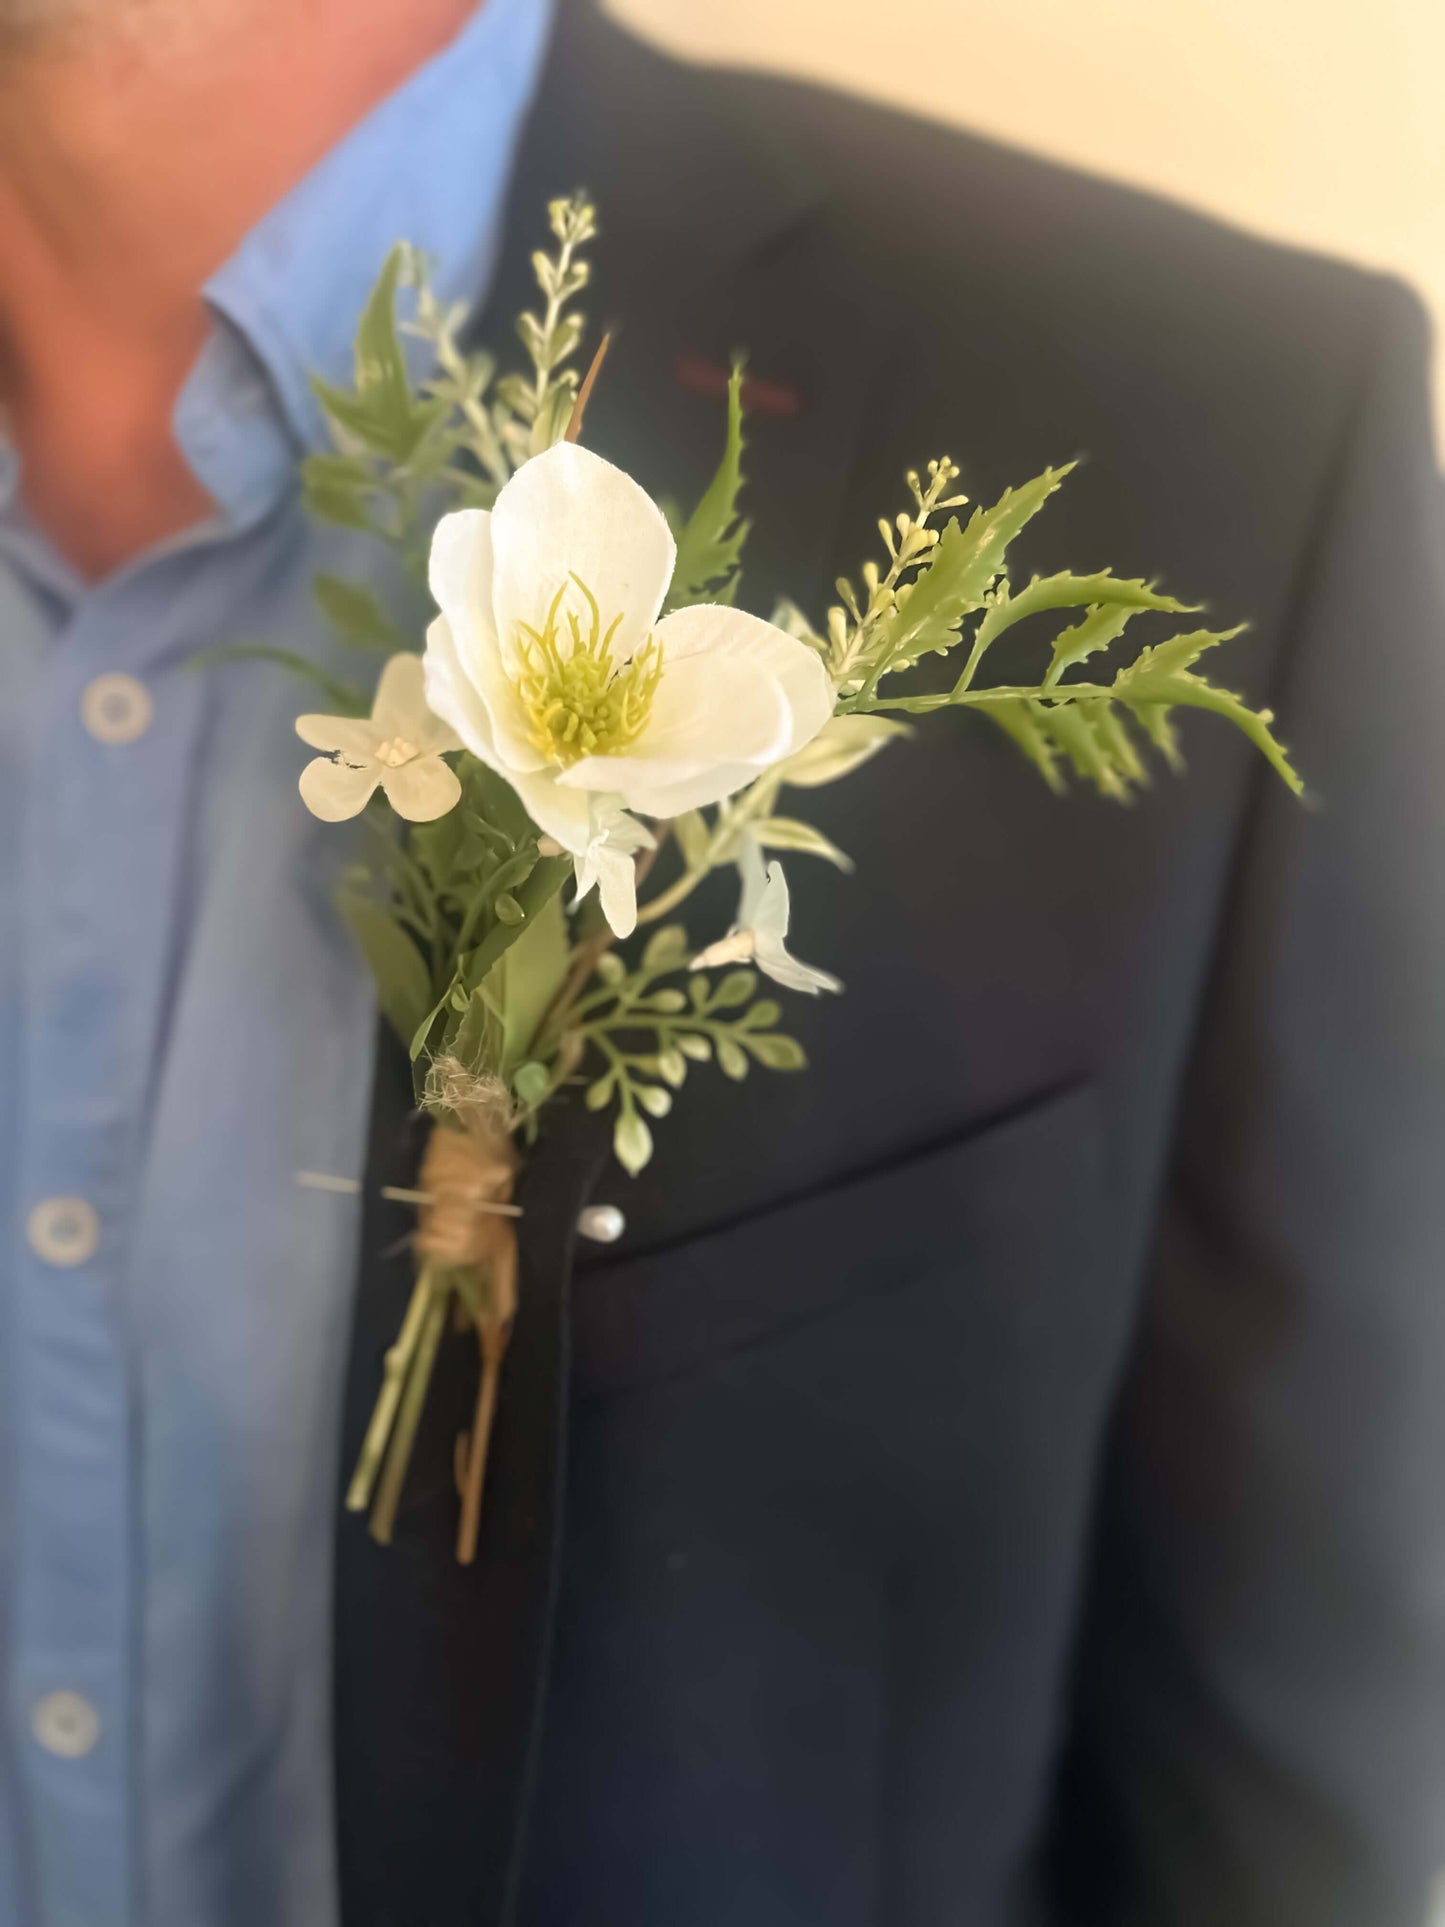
left=333, top=8, right=882, bottom=1922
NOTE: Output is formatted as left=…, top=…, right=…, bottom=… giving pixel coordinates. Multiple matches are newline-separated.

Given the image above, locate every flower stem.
left=633, top=863, right=703, bottom=927
left=368, top=1271, right=449, bottom=1545
left=455, top=1322, right=508, bottom=1565
left=345, top=1269, right=431, bottom=1513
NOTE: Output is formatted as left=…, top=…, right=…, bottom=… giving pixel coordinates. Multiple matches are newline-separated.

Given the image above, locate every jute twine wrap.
left=408, top=1093, right=522, bottom=1564
left=413, top=1120, right=518, bottom=1270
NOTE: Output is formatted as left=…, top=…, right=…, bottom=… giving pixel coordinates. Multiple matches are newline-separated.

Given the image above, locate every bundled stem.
left=369, top=1271, right=449, bottom=1545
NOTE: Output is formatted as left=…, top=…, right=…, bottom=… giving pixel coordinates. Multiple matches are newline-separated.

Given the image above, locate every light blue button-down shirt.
left=0, top=4, right=550, bottom=1921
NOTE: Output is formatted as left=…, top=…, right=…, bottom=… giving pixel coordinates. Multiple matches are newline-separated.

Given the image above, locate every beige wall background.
left=609, top=0, right=1444, bottom=454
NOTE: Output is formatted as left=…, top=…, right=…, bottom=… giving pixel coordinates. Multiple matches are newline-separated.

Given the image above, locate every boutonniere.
left=229, top=195, right=1302, bottom=1562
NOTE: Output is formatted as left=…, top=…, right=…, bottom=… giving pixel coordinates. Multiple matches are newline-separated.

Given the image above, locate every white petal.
left=653, top=603, right=834, bottom=758
left=751, top=856, right=793, bottom=942
left=298, top=756, right=381, bottom=821
left=743, top=856, right=841, bottom=994
left=489, top=443, right=675, bottom=670
left=594, top=845, right=639, bottom=939
left=554, top=649, right=790, bottom=804
left=582, top=758, right=768, bottom=820
left=735, top=834, right=770, bottom=927
left=370, top=653, right=430, bottom=735
left=295, top=713, right=379, bottom=758
left=503, top=764, right=598, bottom=854
left=428, top=510, right=544, bottom=771
left=380, top=755, right=462, bottom=822
left=428, top=508, right=495, bottom=633
left=424, top=614, right=500, bottom=762
left=754, top=932, right=843, bottom=996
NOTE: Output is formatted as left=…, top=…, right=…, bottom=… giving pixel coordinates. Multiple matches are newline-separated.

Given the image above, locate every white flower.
left=572, top=803, right=656, bottom=940
left=691, top=835, right=842, bottom=995
left=296, top=653, right=462, bottom=822
left=422, top=441, right=833, bottom=934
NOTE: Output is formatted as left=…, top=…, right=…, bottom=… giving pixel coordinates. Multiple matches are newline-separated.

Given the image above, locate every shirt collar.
left=197, top=0, right=553, bottom=466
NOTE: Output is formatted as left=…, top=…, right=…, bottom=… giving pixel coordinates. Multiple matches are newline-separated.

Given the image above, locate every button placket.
left=13, top=585, right=204, bottom=1927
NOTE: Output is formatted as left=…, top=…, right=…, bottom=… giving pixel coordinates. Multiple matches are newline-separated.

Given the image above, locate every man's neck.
left=0, top=0, right=479, bottom=579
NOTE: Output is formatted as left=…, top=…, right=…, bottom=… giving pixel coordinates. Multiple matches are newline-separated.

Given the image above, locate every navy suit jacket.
left=333, top=6, right=1445, bottom=1923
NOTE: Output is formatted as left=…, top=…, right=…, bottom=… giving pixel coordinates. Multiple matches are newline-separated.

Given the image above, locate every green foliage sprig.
left=299, top=194, right=597, bottom=576
left=822, top=458, right=1302, bottom=800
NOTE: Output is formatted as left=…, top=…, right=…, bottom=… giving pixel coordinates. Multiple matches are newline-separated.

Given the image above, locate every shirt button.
left=27, top=1196, right=100, bottom=1267
left=81, top=671, right=152, bottom=744
left=31, top=1691, right=100, bottom=1760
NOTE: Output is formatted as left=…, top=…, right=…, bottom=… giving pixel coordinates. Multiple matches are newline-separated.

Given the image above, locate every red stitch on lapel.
left=673, top=353, right=801, bottom=419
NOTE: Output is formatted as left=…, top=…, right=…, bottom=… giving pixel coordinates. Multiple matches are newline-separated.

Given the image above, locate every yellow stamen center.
left=375, top=736, right=418, bottom=768
left=514, top=576, right=662, bottom=768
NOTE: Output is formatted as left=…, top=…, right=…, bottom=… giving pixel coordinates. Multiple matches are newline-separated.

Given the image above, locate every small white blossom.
left=571, top=804, right=656, bottom=940
left=296, top=653, right=461, bottom=822
left=422, top=441, right=833, bottom=934
left=692, top=836, right=841, bottom=995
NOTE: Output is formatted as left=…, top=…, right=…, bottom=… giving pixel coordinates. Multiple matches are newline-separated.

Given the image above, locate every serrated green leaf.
left=745, top=1033, right=807, bottom=1071
left=984, top=698, right=1066, bottom=795
left=880, top=466, right=1071, bottom=668
left=1040, top=702, right=1127, bottom=797
left=666, top=362, right=749, bottom=610
left=1043, top=604, right=1140, bottom=691
left=1111, top=627, right=1304, bottom=795
left=614, top=1109, right=654, bottom=1175
left=751, top=817, right=853, bottom=871
left=972, top=570, right=1194, bottom=659
left=1114, top=627, right=1233, bottom=688
left=313, top=574, right=401, bottom=653
left=1131, top=701, right=1184, bottom=771
left=1085, top=699, right=1148, bottom=786
left=336, top=890, right=432, bottom=1048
